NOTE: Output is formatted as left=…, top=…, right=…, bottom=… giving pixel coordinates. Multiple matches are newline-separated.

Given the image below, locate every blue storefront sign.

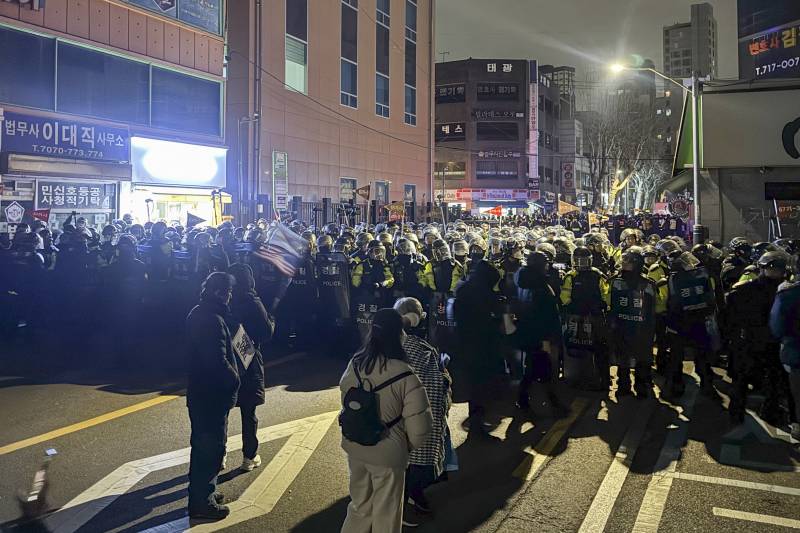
left=1, top=111, right=130, bottom=163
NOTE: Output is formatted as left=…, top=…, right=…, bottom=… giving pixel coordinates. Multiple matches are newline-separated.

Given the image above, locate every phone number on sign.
left=30, top=145, right=105, bottom=159
left=755, top=57, right=800, bottom=76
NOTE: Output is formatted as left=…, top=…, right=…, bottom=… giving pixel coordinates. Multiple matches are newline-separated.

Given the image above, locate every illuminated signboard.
left=131, top=137, right=226, bottom=188
left=435, top=122, right=466, bottom=142
left=739, top=22, right=800, bottom=79
left=435, top=84, right=466, bottom=104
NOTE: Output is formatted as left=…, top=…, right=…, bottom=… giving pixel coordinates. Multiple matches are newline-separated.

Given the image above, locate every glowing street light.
left=609, top=62, right=705, bottom=243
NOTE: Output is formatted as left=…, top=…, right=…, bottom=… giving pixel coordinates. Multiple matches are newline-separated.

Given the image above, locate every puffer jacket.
left=771, top=281, right=800, bottom=370
left=340, top=358, right=433, bottom=470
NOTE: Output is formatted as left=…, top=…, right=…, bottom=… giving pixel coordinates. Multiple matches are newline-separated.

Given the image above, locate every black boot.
left=616, top=368, right=632, bottom=397
left=635, top=365, right=652, bottom=399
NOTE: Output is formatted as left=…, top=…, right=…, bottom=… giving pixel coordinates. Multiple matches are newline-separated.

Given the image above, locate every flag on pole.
left=254, top=222, right=308, bottom=277
left=355, top=184, right=371, bottom=201
left=557, top=199, right=580, bottom=216
left=186, top=212, right=206, bottom=228
left=486, top=205, right=503, bottom=217
left=384, top=201, right=405, bottom=222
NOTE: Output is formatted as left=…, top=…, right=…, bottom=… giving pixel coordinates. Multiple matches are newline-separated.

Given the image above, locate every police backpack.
left=339, top=364, right=413, bottom=446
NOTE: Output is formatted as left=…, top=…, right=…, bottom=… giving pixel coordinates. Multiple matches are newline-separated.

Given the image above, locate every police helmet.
left=669, top=251, right=701, bottom=272
left=647, top=234, right=661, bottom=246
left=367, top=240, right=387, bottom=261
left=620, top=228, right=641, bottom=245
left=301, top=230, right=316, bottom=246
left=194, top=232, right=212, bottom=247
left=621, top=246, right=645, bottom=272
left=101, top=224, right=117, bottom=238
left=655, top=239, right=680, bottom=257
left=452, top=239, right=469, bottom=257
left=323, top=223, right=339, bottom=237
left=757, top=250, right=790, bottom=270
left=774, top=238, right=800, bottom=256
left=488, top=236, right=504, bottom=253
left=572, top=246, right=592, bottom=270
left=396, top=238, right=416, bottom=256
left=318, top=234, right=333, bottom=251
left=244, top=227, right=263, bottom=243
left=333, top=237, right=350, bottom=253
left=752, top=242, right=778, bottom=262
left=406, top=232, right=420, bottom=246
left=378, top=232, right=393, bottom=246
left=535, top=242, right=557, bottom=262
left=642, top=245, right=659, bottom=266
left=356, top=232, right=374, bottom=249
left=432, top=239, right=452, bottom=261
left=470, top=236, right=488, bottom=253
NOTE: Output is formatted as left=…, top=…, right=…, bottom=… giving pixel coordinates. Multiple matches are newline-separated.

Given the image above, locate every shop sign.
left=445, top=188, right=530, bottom=201
left=741, top=21, right=800, bottom=79
left=132, top=137, right=226, bottom=188
left=36, top=181, right=116, bottom=210
left=435, top=122, right=465, bottom=142
left=477, top=150, right=520, bottom=159
left=435, top=84, right=466, bottom=104
left=472, top=109, right=524, bottom=120
left=528, top=60, right=539, bottom=181
left=273, top=151, right=289, bottom=210
left=529, top=189, right=541, bottom=201
left=1, top=111, right=130, bottom=162
left=4, top=201, right=24, bottom=224
left=562, top=162, right=574, bottom=189
left=544, top=191, right=556, bottom=204
left=477, top=83, right=520, bottom=101
left=340, top=177, right=357, bottom=202
left=374, top=181, right=389, bottom=204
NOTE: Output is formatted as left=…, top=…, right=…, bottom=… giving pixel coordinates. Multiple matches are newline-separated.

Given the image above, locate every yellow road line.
left=0, top=394, right=179, bottom=457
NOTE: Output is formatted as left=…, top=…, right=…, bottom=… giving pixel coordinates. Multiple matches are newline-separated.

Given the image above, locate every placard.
left=232, top=325, right=257, bottom=369
left=273, top=151, right=289, bottom=210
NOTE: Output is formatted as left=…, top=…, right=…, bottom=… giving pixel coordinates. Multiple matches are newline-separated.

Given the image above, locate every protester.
left=393, top=297, right=452, bottom=516
left=228, top=263, right=275, bottom=472
left=339, top=308, right=432, bottom=532
left=186, top=272, right=240, bottom=520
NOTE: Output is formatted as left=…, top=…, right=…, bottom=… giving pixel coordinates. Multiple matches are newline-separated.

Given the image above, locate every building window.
left=434, top=161, right=466, bottom=179
left=404, top=0, right=417, bottom=125
left=285, top=0, right=308, bottom=94
left=151, top=67, right=222, bottom=136
left=476, top=122, right=518, bottom=141
left=376, top=74, right=389, bottom=117
left=57, top=43, right=150, bottom=125
left=0, top=26, right=55, bottom=110
left=375, top=0, right=390, bottom=117
left=341, top=0, right=358, bottom=108
left=404, top=85, right=416, bottom=125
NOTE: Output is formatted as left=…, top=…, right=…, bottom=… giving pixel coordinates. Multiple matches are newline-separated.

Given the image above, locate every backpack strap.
left=373, top=371, right=413, bottom=392
left=385, top=414, right=404, bottom=429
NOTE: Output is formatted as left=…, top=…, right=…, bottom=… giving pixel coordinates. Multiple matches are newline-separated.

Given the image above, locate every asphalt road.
left=0, top=354, right=798, bottom=533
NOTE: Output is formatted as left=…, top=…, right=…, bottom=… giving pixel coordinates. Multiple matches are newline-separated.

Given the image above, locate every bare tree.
left=630, top=160, right=670, bottom=211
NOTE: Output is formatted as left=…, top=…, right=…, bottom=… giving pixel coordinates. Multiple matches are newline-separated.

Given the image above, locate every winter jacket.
left=771, top=281, right=800, bottom=370
left=186, top=300, right=240, bottom=411
left=230, top=266, right=275, bottom=407
left=340, top=357, right=433, bottom=470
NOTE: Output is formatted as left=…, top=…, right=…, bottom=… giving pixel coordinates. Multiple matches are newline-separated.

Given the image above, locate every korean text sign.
left=2, top=111, right=130, bottom=162
left=36, top=181, right=117, bottom=211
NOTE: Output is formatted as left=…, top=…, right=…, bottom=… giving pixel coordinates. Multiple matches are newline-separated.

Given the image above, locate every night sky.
left=436, top=0, right=738, bottom=79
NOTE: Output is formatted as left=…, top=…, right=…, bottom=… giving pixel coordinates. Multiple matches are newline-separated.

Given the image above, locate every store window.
left=476, top=160, right=518, bottom=179
left=57, top=43, right=150, bottom=125
left=341, top=0, right=358, bottom=108
left=0, top=27, right=55, bottom=110
left=404, top=0, right=417, bottom=125
left=151, top=68, right=221, bottom=136
left=476, top=122, right=519, bottom=141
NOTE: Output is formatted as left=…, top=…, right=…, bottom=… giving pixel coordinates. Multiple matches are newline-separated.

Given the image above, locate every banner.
left=355, top=184, right=371, bottom=201
left=558, top=199, right=580, bottom=215
left=272, top=151, right=289, bottom=210
left=384, top=201, right=405, bottom=222
left=31, top=208, right=50, bottom=222
left=186, top=212, right=206, bottom=228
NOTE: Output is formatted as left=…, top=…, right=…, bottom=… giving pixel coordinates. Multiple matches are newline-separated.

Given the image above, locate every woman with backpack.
left=340, top=308, right=433, bottom=533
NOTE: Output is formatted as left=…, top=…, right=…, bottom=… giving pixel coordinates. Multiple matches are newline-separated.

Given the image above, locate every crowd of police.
left=1, top=211, right=798, bottom=437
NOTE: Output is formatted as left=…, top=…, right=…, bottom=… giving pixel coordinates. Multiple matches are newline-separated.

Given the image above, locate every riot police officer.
left=350, top=232, right=373, bottom=265
left=351, top=240, right=395, bottom=341
left=391, top=238, right=430, bottom=304
left=560, top=246, right=610, bottom=389
left=720, top=238, right=752, bottom=292
left=726, top=250, right=793, bottom=425
left=606, top=247, right=658, bottom=398
left=663, top=250, right=719, bottom=397
left=315, top=235, right=352, bottom=356
left=427, top=239, right=463, bottom=354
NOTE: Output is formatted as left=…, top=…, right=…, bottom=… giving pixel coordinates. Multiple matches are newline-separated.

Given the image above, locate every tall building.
left=737, top=0, right=800, bottom=79
left=0, top=0, right=227, bottom=230
left=227, top=0, right=434, bottom=221
left=434, top=58, right=565, bottom=213
left=540, top=65, right=576, bottom=106
left=662, top=2, right=718, bottom=79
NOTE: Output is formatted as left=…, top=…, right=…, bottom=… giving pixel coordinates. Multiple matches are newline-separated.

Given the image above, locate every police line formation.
left=1, top=212, right=799, bottom=529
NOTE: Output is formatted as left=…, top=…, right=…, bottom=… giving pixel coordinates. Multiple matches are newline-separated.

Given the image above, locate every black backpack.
left=339, top=364, right=413, bottom=446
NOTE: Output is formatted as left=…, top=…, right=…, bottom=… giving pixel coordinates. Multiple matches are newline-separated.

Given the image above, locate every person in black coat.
left=453, top=260, right=504, bottom=436
left=228, top=263, right=275, bottom=471
left=186, top=272, right=240, bottom=520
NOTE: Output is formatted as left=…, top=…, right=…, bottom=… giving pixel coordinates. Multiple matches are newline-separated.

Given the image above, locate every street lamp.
left=610, top=63, right=704, bottom=243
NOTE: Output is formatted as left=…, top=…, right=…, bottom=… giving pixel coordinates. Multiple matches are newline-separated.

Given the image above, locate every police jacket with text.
left=315, top=251, right=351, bottom=319
left=666, top=266, right=716, bottom=334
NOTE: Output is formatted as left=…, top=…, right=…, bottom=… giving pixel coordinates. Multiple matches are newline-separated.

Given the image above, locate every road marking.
left=631, top=382, right=699, bottom=533
left=0, top=353, right=306, bottom=457
left=512, top=397, right=589, bottom=481
left=578, top=401, right=656, bottom=533
left=712, top=507, right=800, bottom=529
left=0, top=395, right=180, bottom=457
left=670, top=472, right=800, bottom=497
left=44, top=410, right=338, bottom=533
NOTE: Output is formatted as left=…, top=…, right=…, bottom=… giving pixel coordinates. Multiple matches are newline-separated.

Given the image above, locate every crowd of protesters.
left=1, top=209, right=798, bottom=529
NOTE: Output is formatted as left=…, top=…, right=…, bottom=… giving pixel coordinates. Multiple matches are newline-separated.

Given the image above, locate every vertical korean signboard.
left=272, top=151, right=289, bottom=211
left=528, top=60, right=540, bottom=201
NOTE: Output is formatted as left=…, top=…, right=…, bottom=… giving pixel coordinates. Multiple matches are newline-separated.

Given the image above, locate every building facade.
left=227, top=0, right=434, bottom=222
left=663, top=2, right=718, bottom=79
left=0, top=0, right=228, bottom=232
left=434, top=58, right=565, bottom=213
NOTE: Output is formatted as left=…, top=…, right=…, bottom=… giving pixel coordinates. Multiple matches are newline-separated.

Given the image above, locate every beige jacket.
left=340, top=357, right=433, bottom=469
